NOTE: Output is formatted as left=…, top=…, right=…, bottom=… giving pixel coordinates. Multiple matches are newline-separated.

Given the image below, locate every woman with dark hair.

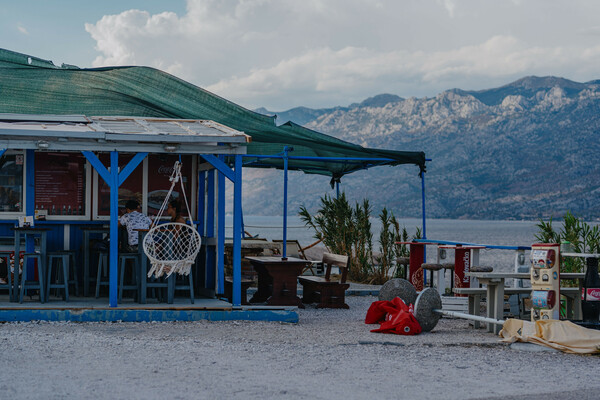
left=167, top=199, right=185, bottom=224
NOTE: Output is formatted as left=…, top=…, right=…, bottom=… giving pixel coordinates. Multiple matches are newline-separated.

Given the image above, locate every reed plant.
left=299, top=193, right=373, bottom=282
left=300, top=194, right=421, bottom=284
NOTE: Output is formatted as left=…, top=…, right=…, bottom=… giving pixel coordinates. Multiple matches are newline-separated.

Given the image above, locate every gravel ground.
left=0, top=295, right=598, bottom=399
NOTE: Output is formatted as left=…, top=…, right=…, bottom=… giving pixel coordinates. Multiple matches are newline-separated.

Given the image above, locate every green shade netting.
left=0, top=48, right=425, bottom=178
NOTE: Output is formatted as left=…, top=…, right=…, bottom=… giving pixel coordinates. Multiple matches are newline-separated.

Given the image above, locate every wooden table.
left=12, top=227, right=49, bottom=302
left=245, top=256, right=309, bottom=308
left=223, top=240, right=281, bottom=279
left=80, top=226, right=109, bottom=297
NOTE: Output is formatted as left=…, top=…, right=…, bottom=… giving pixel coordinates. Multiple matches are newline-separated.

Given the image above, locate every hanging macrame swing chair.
left=143, top=161, right=201, bottom=278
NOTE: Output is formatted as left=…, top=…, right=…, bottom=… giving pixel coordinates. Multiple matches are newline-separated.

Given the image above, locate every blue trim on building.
left=414, top=238, right=531, bottom=250
left=0, top=308, right=299, bottom=323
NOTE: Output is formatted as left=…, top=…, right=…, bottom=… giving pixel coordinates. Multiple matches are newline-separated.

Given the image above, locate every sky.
left=2, top=0, right=600, bottom=110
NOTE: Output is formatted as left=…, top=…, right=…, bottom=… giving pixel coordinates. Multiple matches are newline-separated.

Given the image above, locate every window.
left=147, top=154, right=194, bottom=218
left=0, top=153, right=24, bottom=213
left=92, top=153, right=197, bottom=220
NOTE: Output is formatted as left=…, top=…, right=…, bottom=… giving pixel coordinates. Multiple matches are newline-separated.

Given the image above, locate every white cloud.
left=17, top=24, right=28, bottom=35
left=84, top=0, right=600, bottom=109
left=439, top=0, right=456, bottom=18
left=208, top=35, right=600, bottom=108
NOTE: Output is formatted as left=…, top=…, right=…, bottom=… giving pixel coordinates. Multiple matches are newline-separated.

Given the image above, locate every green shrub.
left=300, top=194, right=421, bottom=284
left=535, top=211, right=600, bottom=274
left=299, top=193, right=373, bottom=282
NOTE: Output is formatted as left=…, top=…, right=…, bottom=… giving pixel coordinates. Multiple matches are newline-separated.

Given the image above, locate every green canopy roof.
left=0, top=48, right=425, bottom=178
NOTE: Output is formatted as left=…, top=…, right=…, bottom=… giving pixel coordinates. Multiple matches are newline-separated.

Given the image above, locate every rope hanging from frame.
left=143, top=161, right=201, bottom=278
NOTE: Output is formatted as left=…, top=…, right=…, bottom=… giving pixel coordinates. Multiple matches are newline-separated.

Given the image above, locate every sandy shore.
left=0, top=295, right=598, bottom=399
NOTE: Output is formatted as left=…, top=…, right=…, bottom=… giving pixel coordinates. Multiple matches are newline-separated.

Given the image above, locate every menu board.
left=35, top=152, right=86, bottom=215
left=147, top=154, right=193, bottom=217
left=97, top=153, right=143, bottom=216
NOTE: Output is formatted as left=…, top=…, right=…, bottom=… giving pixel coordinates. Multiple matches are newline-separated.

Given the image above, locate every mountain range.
left=247, top=76, right=600, bottom=221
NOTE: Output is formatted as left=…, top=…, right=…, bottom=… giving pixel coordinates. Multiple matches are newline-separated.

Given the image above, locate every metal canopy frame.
left=239, top=149, right=429, bottom=260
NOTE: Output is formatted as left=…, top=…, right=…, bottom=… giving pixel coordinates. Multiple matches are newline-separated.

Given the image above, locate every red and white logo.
left=582, top=288, right=600, bottom=301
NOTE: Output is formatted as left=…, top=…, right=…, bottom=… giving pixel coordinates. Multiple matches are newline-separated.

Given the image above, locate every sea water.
left=226, top=216, right=544, bottom=272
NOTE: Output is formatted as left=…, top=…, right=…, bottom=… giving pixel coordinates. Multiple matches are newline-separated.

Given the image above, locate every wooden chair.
left=298, top=252, right=350, bottom=309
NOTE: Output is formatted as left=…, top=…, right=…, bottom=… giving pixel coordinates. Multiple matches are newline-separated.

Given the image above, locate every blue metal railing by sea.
left=414, top=238, right=531, bottom=251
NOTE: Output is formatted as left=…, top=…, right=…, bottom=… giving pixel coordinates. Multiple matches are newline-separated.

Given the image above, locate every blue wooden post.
left=0, top=149, right=6, bottom=158
left=197, top=171, right=206, bottom=237
left=205, top=170, right=215, bottom=291
left=25, top=150, right=35, bottom=279
left=421, top=171, right=427, bottom=242
left=109, top=152, right=119, bottom=307
left=421, top=170, right=427, bottom=282
left=82, top=151, right=147, bottom=307
left=282, top=147, right=290, bottom=259
left=217, top=156, right=225, bottom=295
left=232, top=154, right=243, bottom=306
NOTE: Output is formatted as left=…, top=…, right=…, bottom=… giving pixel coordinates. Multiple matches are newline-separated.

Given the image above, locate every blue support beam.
left=201, top=154, right=234, bottom=182
left=197, top=171, right=205, bottom=237
left=282, top=147, right=291, bottom=259
left=205, top=170, right=215, bottom=291
left=82, top=151, right=110, bottom=184
left=109, top=152, right=119, bottom=307
left=421, top=170, right=427, bottom=284
left=217, top=156, right=225, bottom=295
left=118, top=152, right=148, bottom=186
left=232, top=154, right=243, bottom=306
left=81, top=151, right=147, bottom=307
left=25, top=150, right=35, bottom=276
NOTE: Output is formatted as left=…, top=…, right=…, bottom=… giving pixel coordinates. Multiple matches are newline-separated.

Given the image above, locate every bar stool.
left=118, top=253, right=140, bottom=303
left=19, top=252, right=45, bottom=303
left=46, top=252, right=71, bottom=301
left=421, top=263, right=443, bottom=289
left=169, top=268, right=194, bottom=304
left=95, top=251, right=109, bottom=298
left=0, top=251, right=12, bottom=299
left=47, top=251, right=78, bottom=298
left=441, top=262, right=455, bottom=293
left=140, top=271, right=169, bottom=304
left=469, top=265, right=493, bottom=288
left=396, top=257, right=410, bottom=279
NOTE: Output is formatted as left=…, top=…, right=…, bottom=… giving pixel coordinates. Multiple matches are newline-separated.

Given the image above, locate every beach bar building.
left=0, top=48, right=426, bottom=322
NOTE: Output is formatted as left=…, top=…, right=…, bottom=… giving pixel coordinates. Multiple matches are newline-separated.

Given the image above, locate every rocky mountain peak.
left=246, top=76, right=600, bottom=220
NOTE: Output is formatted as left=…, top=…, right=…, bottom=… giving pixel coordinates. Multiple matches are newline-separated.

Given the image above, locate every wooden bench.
left=298, top=253, right=349, bottom=309
left=454, top=287, right=582, bottom=325
left=224, top=276, right=254, bottom=305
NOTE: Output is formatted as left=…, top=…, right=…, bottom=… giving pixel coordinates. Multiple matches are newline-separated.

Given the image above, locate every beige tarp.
left=500, top=319, right=600, bottom=354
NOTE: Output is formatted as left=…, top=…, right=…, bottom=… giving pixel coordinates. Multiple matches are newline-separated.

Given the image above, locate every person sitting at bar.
left=119, top=200, right=152, bottom=252
left=167, top=199, right=185, bottom=224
